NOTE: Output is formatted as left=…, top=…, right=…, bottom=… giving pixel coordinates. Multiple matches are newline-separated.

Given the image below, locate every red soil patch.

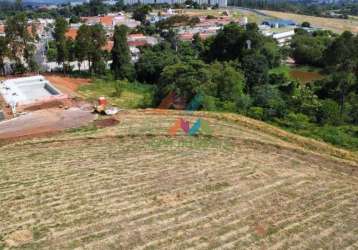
left=44, top=75, right=91, bottom=95
left=94, top=117, right=120, bottom=128
left=23, top=98, right=74, bottom=112
left=289, top=70, right=324, bottom=83
left=255, top=224, right=267, bottom=236
left=65, top=28, right=78, bottom=40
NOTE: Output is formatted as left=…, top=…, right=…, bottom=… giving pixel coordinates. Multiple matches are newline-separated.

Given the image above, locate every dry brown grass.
left=1, top=110, right=358, bottom=249
left=261, top=10, right=358, bottom=34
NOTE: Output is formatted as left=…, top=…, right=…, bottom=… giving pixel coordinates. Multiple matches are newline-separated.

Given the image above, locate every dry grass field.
left=261, top=10, right=358, bottom=34
left=1, top=110, right=358, bottom=249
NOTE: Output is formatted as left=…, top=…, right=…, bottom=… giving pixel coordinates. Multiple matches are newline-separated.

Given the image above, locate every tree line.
left=51, top=16, right=133, bottom=79
left=0, top=13, right=39, bottom=75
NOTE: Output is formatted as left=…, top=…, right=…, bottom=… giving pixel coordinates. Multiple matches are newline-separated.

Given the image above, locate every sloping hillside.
left=1, top=110, right=357, bottom=249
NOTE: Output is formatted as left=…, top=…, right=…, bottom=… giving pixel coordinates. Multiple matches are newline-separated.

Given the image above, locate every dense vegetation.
left=129, top=23, right=358, bottom=150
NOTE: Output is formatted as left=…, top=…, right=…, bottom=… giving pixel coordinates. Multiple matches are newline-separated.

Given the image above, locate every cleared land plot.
left=0, top=108, right=95, bottom=142
left=270, top=65, right=325, bottom=84
left=1, top=110, right=357, bottom=249
left=261, top=10, right=358, bottom=33
left=44, top=75, right=91, bottom=97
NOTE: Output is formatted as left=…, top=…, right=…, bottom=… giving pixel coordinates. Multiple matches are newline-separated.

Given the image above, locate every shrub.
left=316, top=99, right=341, bottom=125
left=253, top=85, right=287, bottom=119
left=248, top=107, right=264, bottom=120
left=235, top=94, right=252, bottom=114
left=314, top=126, right=352, bottom=148
left=221, top=101, right=236, bottom=112
left=280, top=112, right=311, bottom=130
left=202, top=95, right=219, bottom=111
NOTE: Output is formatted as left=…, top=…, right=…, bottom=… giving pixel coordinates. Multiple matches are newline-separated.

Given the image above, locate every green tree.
left=290, top=32, right=329, bottom=66
left=132, top=5, right=151, bottom=24
left=241, top=53, right=269, bottom=92
left=210, top=61, right=245, bottom=102
left=89, top=0, right=106, bottom=16
left=323, top=31, right=357, bottom=73
left=192, top=33, right=204, bottom=57
left=111, top=25, right=133, bottom=80
left=290, top=85, right=320, bottom=120
left=331, top=72, right=356, bottom=117
left=75, top=24, right=91, bottom=72
left=5, top=13, right=36, bottom=73
left=135, top=47, right=179, bottom=84
left=159, top=60, right=212, bottom=101
left=156, top=15, right=190, bottom=30
left=301, top=21, right=310, bottom=27
left=88, top=24, right=106, bottom=74
left=316, top=99, right=341, bottom=125
left=0, top=36, right=9, bottom=75
left=53, top=17, right=69, bottom=73
left=252, top=84, right=287, bottom=119
left=69, top=16, right=81, bottom=24
left=347, top=93, right=358, bottom=124
left=207, top=23, right=245, bottom=61
left=260, top=40, right=281, bottom=68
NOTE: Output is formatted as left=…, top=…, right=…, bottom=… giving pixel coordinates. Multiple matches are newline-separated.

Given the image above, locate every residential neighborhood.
left=0, top=4, right=321, bottom=76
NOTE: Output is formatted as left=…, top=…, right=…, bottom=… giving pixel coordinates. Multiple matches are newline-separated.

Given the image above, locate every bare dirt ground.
left=44, top=75, right=91, bottom=97
left=289, top=70, right=324, bottom=83
left=0, top=110, right=357, bottom=249
left=261, top=10, right=358, bottom=34
left=0, top=108, right=95, bottom=142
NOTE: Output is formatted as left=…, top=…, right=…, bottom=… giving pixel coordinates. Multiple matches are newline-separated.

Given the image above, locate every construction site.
left=0, top=75, right=99, bottom=141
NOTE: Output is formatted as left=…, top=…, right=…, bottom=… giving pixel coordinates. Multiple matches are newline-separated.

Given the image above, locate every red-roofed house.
left=127, top=40, right=147, bottom=47
left=0, top=25, right=5, bottom=36
left=128, top=33, right=146, bottom=40
left=65, top=28, right=78, bottom=40
left=127, top=33, right=147, bottom=47
left=178, top=32, right=215, bottom=41
left=100, top=16, right=114, bottom=27
left=81, top=16, right=100, bottom=25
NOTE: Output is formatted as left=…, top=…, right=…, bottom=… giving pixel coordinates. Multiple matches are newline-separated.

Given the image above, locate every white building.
left=272, top=30, right=295, bottom=46
left=261, top=26, right=295, bottom=47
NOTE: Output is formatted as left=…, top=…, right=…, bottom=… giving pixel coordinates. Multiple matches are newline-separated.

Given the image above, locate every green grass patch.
left=78, top=78, right=155, bottom=109
left=66, top=124, right=98, bottom=133
left=269, top=65, right=291, bottom=78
